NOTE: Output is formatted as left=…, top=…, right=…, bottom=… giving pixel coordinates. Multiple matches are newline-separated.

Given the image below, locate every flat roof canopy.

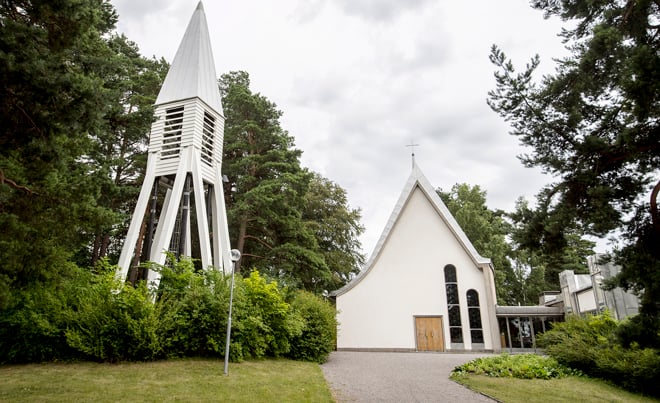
left=496, top=306, right=564, bottom=317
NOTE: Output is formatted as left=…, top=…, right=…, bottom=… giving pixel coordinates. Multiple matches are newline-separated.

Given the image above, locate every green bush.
left=593, top=343, right=660, bottom=395
left=0, top=258, right=339, bottom=366
left=0, top=282, right=74, bottom=363
left=287, top=290, right=337, bottom=363
left=232, top=270, right=303, bottom=359
left=537, top=312, right=617, bottom=374
left=155, top=257, right=230, bottom=359
left=65, top=261, right=160, bottom=362
left=451, top=354, right=579, bottom=380
left=538, top=312, right=660, bottom=397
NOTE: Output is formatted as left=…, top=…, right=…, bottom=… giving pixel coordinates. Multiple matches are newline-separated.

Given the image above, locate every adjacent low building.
left=544, top=255, right=639, bottom=320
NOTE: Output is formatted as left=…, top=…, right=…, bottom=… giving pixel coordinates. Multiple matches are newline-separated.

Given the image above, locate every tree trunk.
left=235, top=217, right=247, bottom=273
left=91, top=234, right=101, bottom=266
left=128, top=205, right=149, bottom=284
left=99, top=234, right=110, bottom=259
left=651, top=179, right=660, bottom=232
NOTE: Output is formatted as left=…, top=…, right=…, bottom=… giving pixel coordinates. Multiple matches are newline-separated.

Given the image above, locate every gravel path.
left=321, top=351, right=497, bottom=403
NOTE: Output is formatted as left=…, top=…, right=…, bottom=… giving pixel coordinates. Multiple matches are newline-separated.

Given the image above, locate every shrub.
left=0, top=282, right=73, bottom=363
left=538, top=311, right=660, bottom=397
left=593, top=343, right=660, bottom=396
left=451, top=354, right=579, bottom=380
left=287, top=290, right=337, bottom=363
left=232, top=270, right=303, bottom=359
left=1, top=257, right=337, bottom=365
left=537, top=312, right=617, bottom=374
left=155, top=257, right=230, bottom=359
left=65, top=261, right=160, bottom=362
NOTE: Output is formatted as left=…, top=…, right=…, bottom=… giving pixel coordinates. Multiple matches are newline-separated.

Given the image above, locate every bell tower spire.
left=117, top=2, right=232, bottom=287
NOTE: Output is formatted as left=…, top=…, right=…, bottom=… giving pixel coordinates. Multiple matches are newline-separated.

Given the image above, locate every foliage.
left=232, top=270, right=303, bottom=359
left=508, top=197, right=595, bottom=292
left=65, top=260, right=160, bottom=362
left=0, top=269, right=76, bottom=363
left=437, top=184, right=514, bottom=304
left=80, top=34, right=168, bottom=268
left=0, top=258, right=340, bottom=365
left=287, top=290, right=337, bottom=363
left=607, top=209, right=660, bottom=348
left=488, top=0, right=659, bottom=346
left=508, top=247, right=547, bottom=305
left=221, top=71, right=311, bottom=276
left=151, top=256, right=229, bottom=359
left=220, top=71, right=364, bottom=293
left=0, top=0, right=119, bottom=307
left=452, top=353, right=580, bottom=380
left=0, top=260, right=160, bottom=364
left=302, top=173, right=365, bottom=292
left=538, top=312, right=660, bottom=396
left=537, top=312, right=617, bottom=373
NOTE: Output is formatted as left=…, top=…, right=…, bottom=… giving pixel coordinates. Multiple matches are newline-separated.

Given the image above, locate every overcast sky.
left=110, top=0, right=594, bottom=257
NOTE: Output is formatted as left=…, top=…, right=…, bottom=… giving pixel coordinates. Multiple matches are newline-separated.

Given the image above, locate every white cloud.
left=109, top=0, right=596, bottom=256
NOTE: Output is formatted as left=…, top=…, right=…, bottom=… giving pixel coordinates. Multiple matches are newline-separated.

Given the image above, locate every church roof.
left=155, top=2, right=223, bottom=113
left=331, top=162, right=492, bottom=297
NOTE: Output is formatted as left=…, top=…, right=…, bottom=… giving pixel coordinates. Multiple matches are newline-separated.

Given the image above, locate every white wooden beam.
left=116, top=154, right=157, bottom=282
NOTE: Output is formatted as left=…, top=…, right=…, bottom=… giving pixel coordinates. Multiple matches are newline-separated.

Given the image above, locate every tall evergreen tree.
left=220, top=71, right=365, bottom=292
left=488, top=1, right=659, bottom=345
left=508, top=196, right=595, bottom=291
left=220, top=72, right=322, bottom=291
left=437, top=184, right=515, bottom=304
left=303, top=173, right=365, bottom=291
left=0, top=0, right=118, bottom=306
left=82, top=34, right=168, bottom=266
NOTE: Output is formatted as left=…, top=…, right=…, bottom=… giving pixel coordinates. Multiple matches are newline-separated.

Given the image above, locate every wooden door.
left=415, top=316, right=445, bottom=351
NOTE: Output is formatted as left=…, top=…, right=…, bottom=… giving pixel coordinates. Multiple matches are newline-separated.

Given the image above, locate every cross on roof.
left=406, top=141, right=419, bottom=169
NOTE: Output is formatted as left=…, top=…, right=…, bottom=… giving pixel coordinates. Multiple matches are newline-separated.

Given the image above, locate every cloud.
left=334, top=0, right=435, bottom=22
left=108, top=0, right=591, bottom=255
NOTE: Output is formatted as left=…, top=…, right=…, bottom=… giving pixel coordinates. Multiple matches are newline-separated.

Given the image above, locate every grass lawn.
left=453, top=373, right=660, bottom=403
left=0, top=358, right=334, bottom=402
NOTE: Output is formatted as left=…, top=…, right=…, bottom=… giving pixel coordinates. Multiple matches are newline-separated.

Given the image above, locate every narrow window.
left=162, top=106, right=184, bottom=159
left=201, top=111, right=215, bottom=166
left=445, top=264, right=462, bottom=343
left=467, top=289, right=484, bottom=344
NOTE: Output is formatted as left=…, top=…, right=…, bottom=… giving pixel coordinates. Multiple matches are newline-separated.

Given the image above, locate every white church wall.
left=336, top=186, right=495, bottom=351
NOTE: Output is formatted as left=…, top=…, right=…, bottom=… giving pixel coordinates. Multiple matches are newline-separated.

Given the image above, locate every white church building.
left=331, top=163, right=501, bottom=352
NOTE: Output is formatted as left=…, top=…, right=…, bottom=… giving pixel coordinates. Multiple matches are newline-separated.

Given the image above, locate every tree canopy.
left=489, top=0, right=659, bottom=346
left=437, top=184, right=514, bottom=304
left=220, top=71, right=364, bottom=293
left=0, top=0, right=119, bottom=306
left=81, top=34, right=168, bottom=267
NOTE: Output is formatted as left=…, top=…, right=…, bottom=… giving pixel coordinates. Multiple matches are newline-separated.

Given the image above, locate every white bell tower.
left=116, top=2, right=232, bottom=286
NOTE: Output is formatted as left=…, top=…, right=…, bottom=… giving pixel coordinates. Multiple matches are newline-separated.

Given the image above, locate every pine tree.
left=303, top=173, right=365, bottom=291
left=82, top=34, right=168, bottom=266
left=488, top=1, right=659, bottom=345
left=437, top=184, right=515, bottom=304
left=0, top=0, right=118, bottom=306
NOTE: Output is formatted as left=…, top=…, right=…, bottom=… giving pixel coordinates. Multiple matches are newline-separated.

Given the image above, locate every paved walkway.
left=321, top=351, right=497, bottom=403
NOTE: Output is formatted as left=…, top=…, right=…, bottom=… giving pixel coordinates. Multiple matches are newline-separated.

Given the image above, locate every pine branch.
left=0, top=169, right=38, bottom=195
left=651, top=179, right=660, bottom=231
left=244, top=234, right=273, bottom=250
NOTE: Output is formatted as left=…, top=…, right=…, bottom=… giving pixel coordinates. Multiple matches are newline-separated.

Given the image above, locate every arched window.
left=467, top=289, right=484, bottom=344
left=444, top=265, right=462, bottom=344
